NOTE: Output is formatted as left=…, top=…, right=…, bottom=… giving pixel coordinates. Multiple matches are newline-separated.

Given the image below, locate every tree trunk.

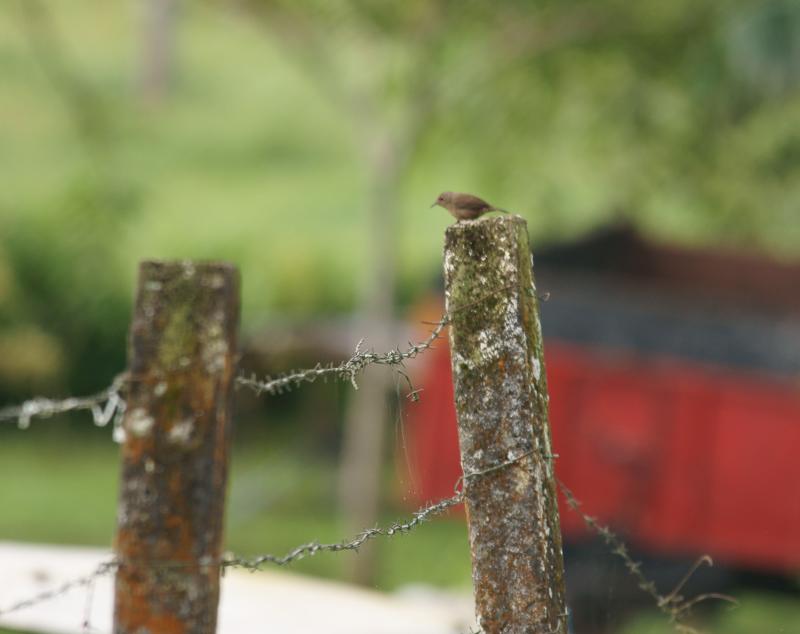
left=337, top=133, right=400, bottom=585
left=140, top=0, right=178, bottom=103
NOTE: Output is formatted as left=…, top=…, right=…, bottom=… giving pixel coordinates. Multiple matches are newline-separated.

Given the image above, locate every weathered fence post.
left=114, top=260, right=240, bottom=634
left=444, top=216, right=568, bottom=633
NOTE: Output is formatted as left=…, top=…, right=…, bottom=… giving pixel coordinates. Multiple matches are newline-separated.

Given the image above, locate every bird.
left=431, top=192, right=509, bottom=221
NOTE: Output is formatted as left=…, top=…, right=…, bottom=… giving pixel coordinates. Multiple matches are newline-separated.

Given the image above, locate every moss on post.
left=444, top=216, right=567, bottom=633
left=113, top=260, right=239, bottom=634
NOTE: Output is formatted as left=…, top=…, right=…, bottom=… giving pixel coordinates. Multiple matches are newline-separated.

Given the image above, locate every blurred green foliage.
left=1, top=0, right=799, bottom=396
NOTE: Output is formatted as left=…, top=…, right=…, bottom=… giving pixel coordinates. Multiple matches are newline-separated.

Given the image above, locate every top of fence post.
left=444, top=215, right=568, bottom=633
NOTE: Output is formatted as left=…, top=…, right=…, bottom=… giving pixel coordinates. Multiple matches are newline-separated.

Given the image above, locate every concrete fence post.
left=444, top=216, right=568, bottom=633
left=113, top=260, right=240, bottom=634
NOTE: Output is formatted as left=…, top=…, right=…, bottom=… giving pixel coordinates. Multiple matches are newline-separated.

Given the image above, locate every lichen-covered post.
left=113, top=260, right=239, bottom=634
left=444, top=216, right=567, bottom=633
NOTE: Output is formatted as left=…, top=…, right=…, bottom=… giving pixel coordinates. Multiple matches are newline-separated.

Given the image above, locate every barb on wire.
left=236, top=315, right=449, bottom=396
left=120, top=450, right=535, bottom=574
left=236, top=280, right=534, bottom=398
left=558, top=479, right=737, bottom=633
left=4, top=445, right=543, bottom=617
left=222, top=491, right=463, bottom=570
left=0, top=490, right=463, bottom=617
left=0, top=373, right=127, bottom=431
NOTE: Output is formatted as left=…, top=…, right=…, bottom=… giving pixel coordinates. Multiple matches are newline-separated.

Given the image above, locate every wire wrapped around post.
left=444, top=215, right=568, bottom=634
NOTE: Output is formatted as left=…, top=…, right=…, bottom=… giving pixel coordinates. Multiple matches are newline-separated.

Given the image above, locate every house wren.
left=431, top=192, right=509, bottom=221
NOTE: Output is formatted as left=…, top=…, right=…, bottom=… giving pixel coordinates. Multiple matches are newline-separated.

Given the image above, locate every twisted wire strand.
left=0, top=491, right=463, bottom=617
left=0, top=560, right=117, bottom=617
left=235, top=316, right=448, bottom=395
left=0, top=448, right=547, bottom=616
left=0, top=374, right=127, bottom=429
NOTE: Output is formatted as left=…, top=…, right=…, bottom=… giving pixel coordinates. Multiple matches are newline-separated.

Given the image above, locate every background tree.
left=140, top=0, right=180, bottom=103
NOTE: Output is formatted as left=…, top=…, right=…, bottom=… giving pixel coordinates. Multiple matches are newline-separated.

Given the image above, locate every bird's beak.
left=430, top=201, right=438, bottom=208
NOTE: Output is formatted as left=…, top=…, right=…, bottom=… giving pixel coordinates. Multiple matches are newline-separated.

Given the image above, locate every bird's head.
left=431, top=192, right=453, bottom=209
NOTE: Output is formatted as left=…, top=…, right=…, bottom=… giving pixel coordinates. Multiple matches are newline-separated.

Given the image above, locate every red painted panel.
left=568, top=367, right=660, bottom=529
left=402, top=340, right=800, bottom=572
left=704, top=383, right=800, bottom=568
left=633, top=372, right=715, bottom=553
left=400, top=345, right=462, bottom=506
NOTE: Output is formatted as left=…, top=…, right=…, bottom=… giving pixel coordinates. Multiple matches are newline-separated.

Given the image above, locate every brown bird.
left=431, top=192, right=509, bottom=221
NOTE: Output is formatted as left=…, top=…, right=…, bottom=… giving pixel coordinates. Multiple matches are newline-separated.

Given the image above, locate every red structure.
left=403, top=226, right=800, bottom=576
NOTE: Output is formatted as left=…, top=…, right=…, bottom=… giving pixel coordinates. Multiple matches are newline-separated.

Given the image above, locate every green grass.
left=0, top=437, right=118, bottom=545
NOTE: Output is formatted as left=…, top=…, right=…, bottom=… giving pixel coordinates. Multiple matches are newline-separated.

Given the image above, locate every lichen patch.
left=127, top=408, right=154, bottom=437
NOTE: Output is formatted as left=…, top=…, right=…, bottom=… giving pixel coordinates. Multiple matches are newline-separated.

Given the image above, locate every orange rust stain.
left=116, top=529, right=149, bottom=562
left=124, top=436, right=150, bottom=463
left=143, top=613, right=186, bottom=634
left=164, top=512, right=194, bottom=560
left=117, top=601, right=186, bottom=634
left=168, top=470, right=184, bottom=495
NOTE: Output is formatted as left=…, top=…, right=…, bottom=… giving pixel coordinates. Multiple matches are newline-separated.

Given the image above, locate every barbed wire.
left=0, top=461, right=737, bottom=634
left=0, top=282, right=535, bottom=429
left=0, top=490, right=464, bottom=618
left=0, top=373, right=127, bottom=431
left=222, top=491, right=463, bottom=570
left=0, top=559, right=116, bottom=618
left=236, top=315, right=449, bottom=396
left=0, top=279, right=737, bottom=633
left=235, top=282, right=537, bottom=398
left=0, top=314, right=449, bottom=430
left=0, top=447, right=551, bottom=618
left=0, top=315, right=447, bottom=429
left=558, top=479, right=738, bottom=633
left=224, top=448, right=546, bottom=571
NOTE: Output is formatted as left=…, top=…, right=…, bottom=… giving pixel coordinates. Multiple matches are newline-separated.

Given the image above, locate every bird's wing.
left=454, top=193, right=491, bottom=211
